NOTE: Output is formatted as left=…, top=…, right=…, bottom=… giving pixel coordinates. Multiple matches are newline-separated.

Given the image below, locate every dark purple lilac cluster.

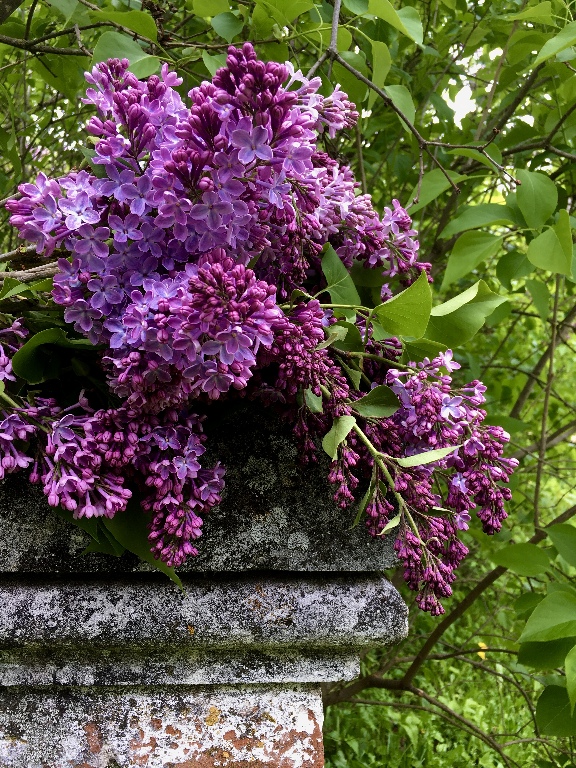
left=300, top=349, right=518, bottom=615
left=1, top=46, right=517, bottom=613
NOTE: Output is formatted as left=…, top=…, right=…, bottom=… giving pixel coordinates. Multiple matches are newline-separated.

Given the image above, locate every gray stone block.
left=0, top=403, right=408, bottom=767
left=0, top=402, right=396, bottom=573
left=0, top=574, right=407, bottom=688
left=0, top=684, right=325, bottom=768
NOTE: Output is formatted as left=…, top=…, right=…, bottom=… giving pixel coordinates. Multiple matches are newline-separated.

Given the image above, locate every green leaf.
left=441, top=204, right=515, bottom=239
left=89, top=10, right=158, bottom=40
left=318, top=26, right=353, bottom=51
left=46, top=0, right=79, bottom=22
left=520, top=591, right=576, bottom=642
left=211, top=12, right=243, bottom=42
left=202, top=51, right=227, bottom=76
left=526, top=278, right=550, bottom=321
left=368, top=41, right=391, bottom=109
left=555, top=208, right=573, bottom=263
left=92, top=31, right=159, bottom=78
left=103, top=498, right=182, bottom=589
left=519, top=637, right=576, bottom=669
left=350, top=261, right=388, bottom=288
left=396, top=6, right=424, bottom=45
left=353, top=386, right=400, bottom=418
left=491, top=543, right=551, bottom=576
left=78, top=147, right=107, bottom=178
left=442, top=232, right=503, bottom=289
left=331, top=321, right=364, bottom=352
left=373, top=272, right=432, bottom=339
left=333, top=52, right=369, bottom=106
left=566, top=644, right=576, bottom=713
left=322, top=415, right=357, bottom=460
left=516, top=170, right=558, bottom=229
left=193, top=0, right=229, bottom=15
left=255, top=0, right=314, bottom=25
left=446, top=145, right=504, bottom=172
left=515, top=591, right=544, bottom=619
left=33, top=54, right=90, bottom=100
left=425, top=281, right=507, bottom=347
left=343, top=0, right=369, bottom=13
left=321, top=244, right=361, bottom=321
left=351, top=475, right=377, bottom=528
left=547, top=524, right=576, bottom=566
left=380, top=512, right=401, bottom=534
left=368, top=0, right=423, bottom=44
left=535, top=20, right=576, bottom=65
left=536, top=686, right=576, bottom=736
left=383, top=85, right=415, bottom=132
left=496, top=250, right=533, bottom=290
left=83, top=524, right=126, bottom=557
left=0, top=277, right=34, bottom=301
left=341, top=362, right=362, bottom=390
left=11, top=328, right=94, bottom=384
left=527, top=226, right=572, bottom=275
left=401, top=338, right=447, bottom=364
left=304, top=387, right=323, bottom=413
left=505, top=2, right=554, bottom=24
left=395, top=446, right=455, bottom=468
left=52, top=505, right=99, bottom=542
left=316, top=324, right=349, bottom=350
left=408, top=169, right=467, bottom=214
left=29, top=278, right=53, bottom=292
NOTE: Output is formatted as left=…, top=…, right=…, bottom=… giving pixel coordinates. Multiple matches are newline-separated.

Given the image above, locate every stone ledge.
left=0, top=574, right=407, bottom=652
left=0, top=648, right=360, bottom=687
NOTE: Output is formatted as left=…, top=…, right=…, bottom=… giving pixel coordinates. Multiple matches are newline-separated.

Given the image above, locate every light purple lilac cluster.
left=1, top=46, right=516, bottom=612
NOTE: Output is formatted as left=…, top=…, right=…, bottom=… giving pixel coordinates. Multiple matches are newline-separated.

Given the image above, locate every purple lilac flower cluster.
left=1, top=46, right=516, bottom=613
left=1, top=394, right=224, bottom=567
left=295, top=348, right=517, bottom=615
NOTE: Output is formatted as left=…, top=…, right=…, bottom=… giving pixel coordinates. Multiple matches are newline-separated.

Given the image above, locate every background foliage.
left=1, top=0, right=576, bottom=764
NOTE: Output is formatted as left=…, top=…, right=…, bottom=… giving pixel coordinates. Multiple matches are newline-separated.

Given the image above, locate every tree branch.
left=0, top=0, right=24, bottom=25
left=509, top=302, right=576, bottom=419
left=533, top=276, right=561, bottom=527
left=512, top=417, right=576, bottom=460
left=327, top=503, right=576, bottom=708
left=0, top=33, right=87, bottom=55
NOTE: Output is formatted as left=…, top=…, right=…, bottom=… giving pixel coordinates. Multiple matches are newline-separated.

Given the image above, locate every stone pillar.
left=0, top=406, right=408, bottom=767
left=0, top=575, right=405, bottom=767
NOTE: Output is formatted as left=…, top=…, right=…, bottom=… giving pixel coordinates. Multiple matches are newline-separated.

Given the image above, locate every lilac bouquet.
left=1, top=44, right=516, bottom=614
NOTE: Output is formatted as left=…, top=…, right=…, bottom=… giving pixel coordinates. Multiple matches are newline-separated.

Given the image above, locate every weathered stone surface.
left=0, top=402, right=395, bottom=573
left=0, top=684, right=324, bottom=768
left=0, top=403, right=409, bottom=767
left=0, top=574, right=407, bottom=652
left=0, top=649, right=360, bottom=687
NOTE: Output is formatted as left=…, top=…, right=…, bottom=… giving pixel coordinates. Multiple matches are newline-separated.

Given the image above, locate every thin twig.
left=512, top=417, right=576, bottom=461
left=0, top=263, right=58, bottom=282
left=534, top=276, right=562, bottom=528
left=74, top=24, right=91, bottom=57
left=331, top=52, right=461, bottom=194
left=510, top=302, right=576, bottom=419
